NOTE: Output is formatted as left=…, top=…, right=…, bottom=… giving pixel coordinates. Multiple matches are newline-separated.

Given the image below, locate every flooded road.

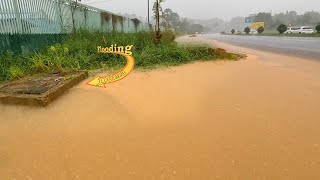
left=203, top=34, right=320, bottom=60
left=1, top=36, right=320, bottom=179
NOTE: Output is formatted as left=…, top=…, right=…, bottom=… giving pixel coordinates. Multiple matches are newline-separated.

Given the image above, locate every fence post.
left=12, top=0, right=23, bottom=34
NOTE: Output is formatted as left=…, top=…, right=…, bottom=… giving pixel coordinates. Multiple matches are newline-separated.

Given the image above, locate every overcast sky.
left=81, top=0, right=320, bottom=20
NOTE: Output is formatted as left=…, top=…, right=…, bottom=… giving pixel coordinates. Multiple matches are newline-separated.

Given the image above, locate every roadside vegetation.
left=257, top=26, right=264, bottom=34
left=224, top=23, right=320, bottom=37
left=0, top=31, right=242, bottom=83
left=244, top=27, right=251, bottom=34
left=252, top=33, right=320, bottom=37
left=316, top=25, right=320, bottom=33
left=235, top=31, right=320, bottom=37
left=277, top=24, right=288, bottom=34
left=221, top=11, right=320, bottom=37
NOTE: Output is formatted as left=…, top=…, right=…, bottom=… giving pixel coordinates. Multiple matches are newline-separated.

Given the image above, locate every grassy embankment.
left=0, top=31, right=242, bottom=83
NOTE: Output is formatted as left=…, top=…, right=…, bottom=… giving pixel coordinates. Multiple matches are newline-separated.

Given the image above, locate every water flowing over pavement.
left=203, top=34, right=320, bottom=60
left=1, top=36, right=320, bottom=179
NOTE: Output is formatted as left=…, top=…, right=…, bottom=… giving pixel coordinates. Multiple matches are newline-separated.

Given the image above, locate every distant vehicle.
left=299, top=26, right=315, bottom=34
left=285, top=27, right=296, bottom=33
left=285, top=26, right=315, bottom=34
left=249, top=30, right=258, bottom=34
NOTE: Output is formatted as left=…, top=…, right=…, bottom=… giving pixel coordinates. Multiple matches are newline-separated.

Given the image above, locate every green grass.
left=0, top=30, right=241, bottom=83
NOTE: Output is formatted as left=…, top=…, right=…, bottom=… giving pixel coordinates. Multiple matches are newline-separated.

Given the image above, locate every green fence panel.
left=0, top=34, right=66, bottom=56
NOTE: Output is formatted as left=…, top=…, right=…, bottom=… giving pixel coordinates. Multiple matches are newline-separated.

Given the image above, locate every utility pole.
left=156, top=0, right=160, bottom=32
left=155, top=0, right=161, bottom=43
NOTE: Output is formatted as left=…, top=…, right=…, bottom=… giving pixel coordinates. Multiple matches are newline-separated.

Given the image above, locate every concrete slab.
left=0, top=71, right=88, bottom=106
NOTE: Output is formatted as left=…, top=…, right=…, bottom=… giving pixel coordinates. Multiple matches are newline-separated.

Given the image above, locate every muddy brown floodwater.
left=1, top=36, right=320, bottom=180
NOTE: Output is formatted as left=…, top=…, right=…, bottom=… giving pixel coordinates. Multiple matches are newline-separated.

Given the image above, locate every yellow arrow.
left=86, top=52, right=135, bottom=88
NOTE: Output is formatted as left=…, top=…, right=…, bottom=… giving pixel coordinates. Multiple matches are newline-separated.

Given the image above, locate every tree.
left=277, top=24, right=287, bottom=34
left=153, top=0, right=166, bottom=44
left=254, top=12, right=273, bottom=30
left=257, top=26, right=264, bottom=34
left=179, top=18, right=191, bottom=34
left=190, top=24, right=204, bottom=33
left=297, top=11, right=320, bottom=26
left=229, top=17, right=246, bottom=32
left=231, top=29, right=235, bottom=34
left=244, top=27, right=250, bottom=34
left=316, top=24, right=320, bottom=33
left=152, top=1, right=163, bottom=25
left=273, top=11, right=297, bottom=28
left=162, top=8, right=180, bottom=29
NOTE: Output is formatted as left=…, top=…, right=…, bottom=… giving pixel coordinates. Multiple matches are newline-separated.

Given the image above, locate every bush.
left=277, top=24, right=287, bottom=34
left=8, top=66, right=25, bottom=80
left=316, top=25, right=320, bottom=33
left=161, top=30, right=176, bottom=43
left=257, top=26, right=264, bottom=34
left=0, top=51, right=30, bottom=81
left=244, top=27, right=250, bottom=34
left=231, top=29, right=235, bottom=34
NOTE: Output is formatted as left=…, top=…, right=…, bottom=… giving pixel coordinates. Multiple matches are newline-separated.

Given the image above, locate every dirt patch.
left=208, top=47, right=246, bottom=59
left=0, top=71, right=88, bottom=106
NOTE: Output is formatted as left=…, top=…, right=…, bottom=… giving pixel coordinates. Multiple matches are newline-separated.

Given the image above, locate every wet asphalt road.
left=204, top=34, right=320, bottom=60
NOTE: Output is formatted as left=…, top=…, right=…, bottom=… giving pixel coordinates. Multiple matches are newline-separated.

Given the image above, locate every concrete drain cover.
left=0, top=71, right=88, bottom=106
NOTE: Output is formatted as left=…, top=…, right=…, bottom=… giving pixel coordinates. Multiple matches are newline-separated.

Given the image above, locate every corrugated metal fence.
left=0, top=0, right=152, bottom=56
left=0, top=0, right=149, bottom=34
